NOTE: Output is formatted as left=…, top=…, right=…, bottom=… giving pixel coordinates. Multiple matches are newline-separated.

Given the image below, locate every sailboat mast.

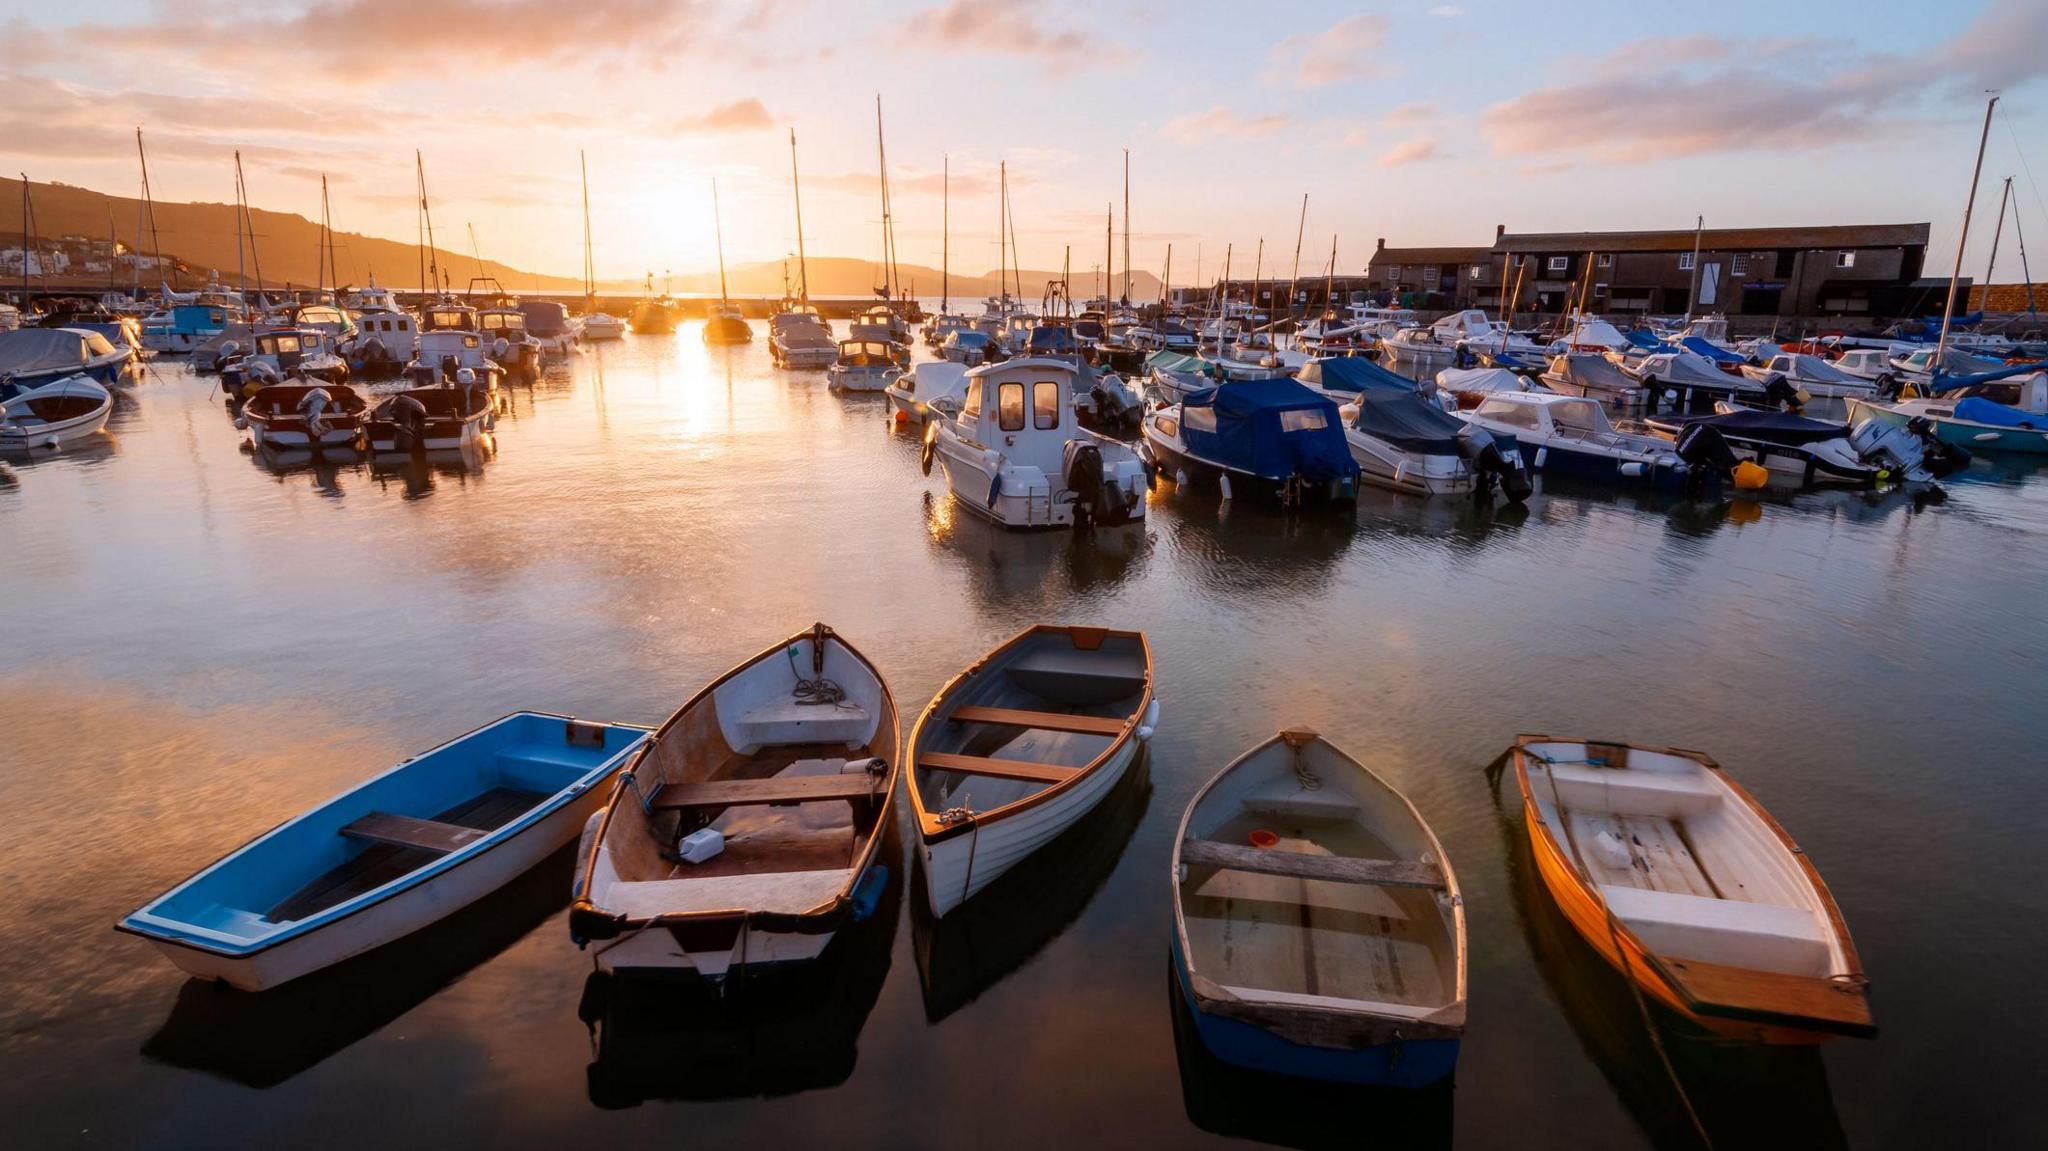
left=323, top=176, right=339, bottom=295
left=2011, top=193, right=2037, bottom=320
left=1982, top=176, right=2012, bottom=305
left=18, top=177, right=28, bottom=308
left=316, top=174, right=330, bottom=296
left=417, top=152, right=440, bottom=295
left=1219, top=243, right=1232, bottom=322
left=136, top=128, right=165, bottom=295
left=997, top=162, right=1009, bottom=307
left=1121, top=148, right=1131, bottom=304
left=1161, top=243, right=1171, bottom=305
left=1288, top=192, right=1307, bottom=331
left=939, top=154, right=948, bottom=314
left=789, top=130, right=811, bottom=302
left=1251, top=238, right=1263, bottom=322
left=1004, top=169, right=1020, bottom=309
left=712, top=179, right=733, bottom=305
left=1104, top=203, right=1112, bottom=309
left=874, top=95, right=899, bottom=305
left=233, top=155, right=245, bottom=296
left=106, top=199, right=117, bottom=295
left=239, top=155, right=264, bottom=297
left=1324, top=235, right=1337, bottom=319
left=1938, top=95, right=1999, bottom=364
left=581, top=151, right=595, bottom=299
left=1683, top=215, right=1703, bottom=320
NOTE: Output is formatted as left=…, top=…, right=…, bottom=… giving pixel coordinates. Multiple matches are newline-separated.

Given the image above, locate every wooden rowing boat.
left=1171, top=729, right=1466, bottom=1086
left=1511, top=734, right=1875, bottom=1043
left=118, top=712, right=650, bottom=992
left=906, top=624, right=1157, bottom=917
left=570, top=623, right=899, bottom=978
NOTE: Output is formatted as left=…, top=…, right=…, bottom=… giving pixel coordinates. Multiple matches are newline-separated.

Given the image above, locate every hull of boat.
left=827, top=367, right=896, bottom=392
left=774, top=345, right=838, bottom=369
left=1846, top=397, right=2048, bottom=455
left=934, top=432, right=1147, bottom=530
left=365, top=411, right=488, bottom=453
left=1171, top=931, right=1460, bottom=1087
left=1346, top=433, right=1474, bottom=496
left=0, top=400, right=112, bottom=450
left=247, top=416, right=364, bottom=449
left=920, top=735, right=1141, bottom=917
left=139, top=787, right=608, bottom=991
left=1505, top=439, right=1689, bottom=490
left=1143, top=430, right=1359, bottom=507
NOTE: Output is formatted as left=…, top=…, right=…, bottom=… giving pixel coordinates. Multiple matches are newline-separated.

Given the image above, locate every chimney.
left=1375, top=238, right=1386, bottom=251
left=1496, top=224, right=1506, bottom=240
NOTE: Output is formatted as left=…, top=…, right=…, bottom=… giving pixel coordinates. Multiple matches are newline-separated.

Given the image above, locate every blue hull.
left=1170, top=933, right=1460, bottom=1088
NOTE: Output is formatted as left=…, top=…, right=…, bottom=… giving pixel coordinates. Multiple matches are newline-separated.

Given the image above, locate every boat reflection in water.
left=1168, top=957, right=1452, bottom=1151
left=1157, top=498, right=1358, bottom=599
left=368, top=442, right=495, bottom=500
left=580, top=826, right=903, bottom=1107
left=1505, top=829, right=1849, bottom=1150
left=911, top=751, right=1151, bottom=1023
left=247, top=442, right=364, bottom=498
left=921, top=490, right=1151, bottom=612
left=140, top=844, right=579, bottom=1089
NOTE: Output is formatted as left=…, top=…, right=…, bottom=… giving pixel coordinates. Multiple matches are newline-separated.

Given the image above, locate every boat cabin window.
left=463, top=335, right=479, bottom=348
left=1033, top=380, right=1059, bottom=429
left=962, top=380, right=983, bottom=422
left=1156, top=415, right=1179, bottom=438
left=998, top=382, right=1026, bottom=431
left=1550, top=400, right=1606, bottom=432
left=264, top=334, right=302, bottom=354
left=1475, top=398, right=1541, bottom=430
left=1183, top=405, right=1217, bottom=433
left=83, top=332, right=117, bottom=356
left=1278, top=408, right=1328, bottom=433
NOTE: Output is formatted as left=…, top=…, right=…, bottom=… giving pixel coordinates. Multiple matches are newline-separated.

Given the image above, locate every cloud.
left=1428, top=4, right=1463, bottom=16
left=277, top=166, right=358, bottom=185
left=1268, top=14, right=1389, bottom=87
left=1160, top=106, right=1292, bottom=144
left=1480, top=0, right=2048, bottom=163
left=665, top=99, right=775, bottom=135
left=906, top=0, right=1129, bottom=69
left=1381, top=101, right=1435, bottom=127
left=1377, top=137, right=1438, bottom=167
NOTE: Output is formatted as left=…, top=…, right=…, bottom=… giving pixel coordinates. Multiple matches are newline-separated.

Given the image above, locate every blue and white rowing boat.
left=1171, top=729, right=1466, bottom=1087
left=120, top=712, right=650, bottom=991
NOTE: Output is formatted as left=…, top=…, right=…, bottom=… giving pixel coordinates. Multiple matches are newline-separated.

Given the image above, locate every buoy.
left=1733, top=460, right=1769, bottom=490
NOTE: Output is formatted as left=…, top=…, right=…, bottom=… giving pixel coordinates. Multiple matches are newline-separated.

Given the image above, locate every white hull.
left=248, top=421, right=361, bottom=449
left=145, top=788, right=605, bottom=992
left=828, top=366, right=897, bottom=392
left=933, top=434, right=1147, bottom=529
left=922, top=733, right=1141, bottom=918
left=1347, top=436, right=1475, bottom=496
left=1, top=408, right=111, bottom=449
left=590, top=917, right=838, bottom=978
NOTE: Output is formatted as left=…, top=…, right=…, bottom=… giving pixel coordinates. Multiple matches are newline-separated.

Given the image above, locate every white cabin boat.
left=826, top=339, right=902, bottom=392
left=886, top=361, right=969, bottom=425
left=408, top=303, right=508, bottom=393
left=1460, top=391, right=1697, bottom=490
left=1742, top=353, right=1878, bottom=399
left=770, top=309, right=837, bottom=369
left=926, top=357, right=1149, bottom=529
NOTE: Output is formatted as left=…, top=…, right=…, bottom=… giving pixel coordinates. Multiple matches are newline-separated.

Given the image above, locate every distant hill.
left=0, top=174, right=582, bottom=294
left=0, top=174, right=1172, bottom=300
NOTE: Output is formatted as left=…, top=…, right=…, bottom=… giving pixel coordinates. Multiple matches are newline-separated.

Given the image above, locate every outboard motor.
left=1674, top=421, right=1739, bottom=498
left=440, top=353, right=460, bottom=384
left=1905, top=415, right=1969, bottom=476
left=297, top=385, right=333, bottom=440
left=383, top=393, right=430, bottom=455
left=1453, top=342, right=1477, bottom=371
left=1762, top=373, right=1803, bottom=413
left=1457, top=425, right=1532, bottom=503
left=1063, top=440, right=1107, bottom=527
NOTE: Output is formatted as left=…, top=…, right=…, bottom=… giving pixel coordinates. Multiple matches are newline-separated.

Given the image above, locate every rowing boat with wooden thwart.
left=570, top=623, right=900, bottom=978
left=1171, top=728, right=1466, bottom=1086
left=906, top=624, right=1158, bottom=917
left=1510, top=734, right=1875, bottom=1043
left=118, top=712, right=650, bottom=991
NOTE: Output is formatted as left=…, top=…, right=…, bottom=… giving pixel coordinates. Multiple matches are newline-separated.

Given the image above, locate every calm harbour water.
left=1, top=328, right=2044, bottom=1149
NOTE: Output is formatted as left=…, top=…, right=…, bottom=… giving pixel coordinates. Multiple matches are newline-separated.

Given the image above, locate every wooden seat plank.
left=650, top=773, right=884, bottom=810
left=918, top=750, right=1079, bottom=784
left=948, top=705, right=1127, bottom=737
left=1180, top=838, right=1445, bottom=890
left=340, top=811, right=489, bottom=855
left=1652, top=954, right=1876, bottom=1037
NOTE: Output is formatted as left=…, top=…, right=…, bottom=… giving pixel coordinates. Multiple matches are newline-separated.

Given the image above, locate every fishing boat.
left=240, top=382, right=368, bottom=451
left=0, top=326, right=132, bottom=393
left=1617, top=346, right=1763, bottom=412
left=569, top=623, right=899, bottom=978
left=1460, top=391, right=1722, bottom=491
left=1339, top=387, right=1530, bottom=500
left=1742, top=353, right=1879, bottom=399
left=885, top=360, right=969, bottom=425
left=1829, top=347, right=1897, bottom=387
left=941, top=329, right=997, bottom=367
left=926, top=357, right=1149, bottom=529
left=1172, top=728, right=1466, bottom=1086
left=142, top=302, right=240, bottom=354
left=364, top=387, right=493, bottom=453
left=345, top=311, right=418, bottom=378
left=0, top=375, right=113, bottom=451
left=827, top=339, right=903, bottom=393
left=118, top=713, right=650, bottom=992
left=769, top=309, right=837, bottom=368
left=1140, top=378, right=1360, bottom=507
left=906, top=625, right=1157, bottom=918
left=628, top=285, right=682, bottom=335
left=407, top=303, right=508, bottom=393
left=219, top=327, right=350, bottom=398
left=1509, top=735, right=1875, bottom=1043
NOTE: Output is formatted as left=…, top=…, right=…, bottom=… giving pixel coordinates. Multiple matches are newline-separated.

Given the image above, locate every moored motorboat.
left=0, top=374, right=113, bottom=450
left=1140, top=378, right=1360, bottom=508
left=1340, top=387, right=1530, bottom=500
left=885, top=360, right=968, bottom=425
left=0, top=326, right=133, bottom=392
left=364, top=387, right=493, bottom=453
left=770, top=309, right=837, bottom=368
left=926, top=356, right=1149, bottom=529
left=1509, top=735, right=1875, bottom=1043
left=907, top=625, right=1157, bottom=917
left=1460, top=391, right=1722, bottom=492
left=570, top=623, right=899, bottom=979
left=1541, top=351, right=1639, bottom=402
left=1172, top=728, right=1466, bottom=1086
left=629, top=294, right=682, bottom=335
left=240, top=382, right=368, bottom=450
left=1845, top=371, right=2048, bottom=455
left=118, top=712, right=649, bottom=992
left=826, top=339, right=902, bottom=393
left=1741, top=352, right=1879, bottom=400
left=1640, top=407, right=1959, bottom=487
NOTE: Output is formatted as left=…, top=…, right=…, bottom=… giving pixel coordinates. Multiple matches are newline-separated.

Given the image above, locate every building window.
left=1596, top=254, right=1612, bottom=268
left=1593, top=283, right=1608, bottom=295
left=1835, top=251, right=1857, bottom=269
left=1386, top=264, right=1402, bottom=282
left=1677, top=253, right=1696, bottom=271
left=1731, top=254, right=1749, bottom=277
left=1468, top=266, right=1484, bottom=280
left=1546, top=256, right=1568, bottom=273
left=1421, top=266, right=1437, bottom=283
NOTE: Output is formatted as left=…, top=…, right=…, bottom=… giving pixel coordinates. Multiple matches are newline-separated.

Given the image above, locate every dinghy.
left=0, top=374, right=113, bottom=450
left=1172, top=729, right=1466, bottom=1086
left=907, top=625, right=1157, bottom=917
left=240, top=382, right=368, bottom=450
left=364, top=387, right=492, bottom=453
left=570, top=624, right=899, bottom=978
left=119, top=713, right=650, bottom=992
left=1510, top=736, right=1874, bottom=1043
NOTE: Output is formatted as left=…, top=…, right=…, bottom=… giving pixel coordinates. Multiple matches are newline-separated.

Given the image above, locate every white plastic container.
left=677, top=827, right=725, bottom=865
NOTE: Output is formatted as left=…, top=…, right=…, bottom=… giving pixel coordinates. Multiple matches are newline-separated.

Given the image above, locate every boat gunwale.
left=570, top=623, right=900, bottom=933
left=117, top=711, right=651, bottom=957
left=1169, top=728, right=1468, bottom=1044
left=905, top=624, right=1152, bottom=845
left=1509, top=732, right=1874, bottom=1039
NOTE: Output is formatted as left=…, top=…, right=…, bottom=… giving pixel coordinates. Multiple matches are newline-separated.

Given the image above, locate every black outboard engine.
left=1674, top=421, right=1739, bottom=499
left=384, top=393, right=430, bottom=455
left=1063, top=440, right=1107, bottom=526
left=1457, top=425, right=1532, bottom=503
left=1453, top=343, right=1477, bottom=370
left=1906, top=415, right=1970, bottom=476
left=1762, top=373, right=1802, bottom=413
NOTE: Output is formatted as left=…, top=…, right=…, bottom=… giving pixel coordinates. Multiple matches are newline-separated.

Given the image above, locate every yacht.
left=769, top=308, right=837, bottom=368
left=926, top=356, right=1148, bottom=529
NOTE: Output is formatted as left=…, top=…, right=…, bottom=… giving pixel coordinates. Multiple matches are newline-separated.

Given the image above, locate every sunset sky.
left=3, top=0, right=2045, bottom=285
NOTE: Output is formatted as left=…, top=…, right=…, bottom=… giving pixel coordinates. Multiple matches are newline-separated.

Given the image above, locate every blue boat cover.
left=1351, top=389, right=1468, bottom=455
left=1669, top=408, right=1845, bottom=445
left=1298, top=355, right=1413, bottom=394
left=1181, top=379, right=1360, bottom=482
left=1681, top=336, right=1745, bottom=365
left=1624, top=330, right=1669, bottom=351
left=1953, top=396, right=2045, bottom=428
left=1930, top=359, right=2044, bottom=393
left=1481, top=348, right=1545, bottom=374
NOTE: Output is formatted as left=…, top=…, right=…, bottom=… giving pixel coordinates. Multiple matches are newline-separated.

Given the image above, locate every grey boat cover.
left=1545, top=352, right=1636, bottom=394
left=1351, top=388, right=1468, bottom=455
left=0, top=328, right=107, bottom=378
